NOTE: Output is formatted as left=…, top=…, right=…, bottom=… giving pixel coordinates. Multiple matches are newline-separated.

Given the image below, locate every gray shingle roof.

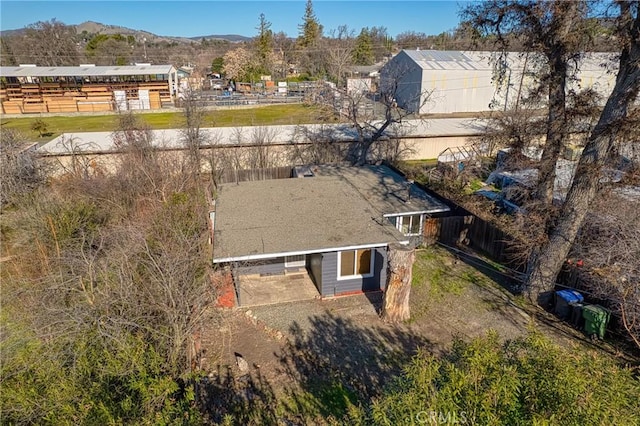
left=312, top=164, right=450, bottom=216
left=212, top=175, right=405, bottom=262
left=212, top=165, right=450, bottom=262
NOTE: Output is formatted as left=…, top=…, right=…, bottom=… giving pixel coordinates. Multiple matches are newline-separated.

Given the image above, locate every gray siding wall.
left=320, top=247, right=387, bottom=297
left=236, top=256, right=308, bottom=276
left=308, top=253, right=323, bottom=293
left=236, top=257, right=285, bottom=275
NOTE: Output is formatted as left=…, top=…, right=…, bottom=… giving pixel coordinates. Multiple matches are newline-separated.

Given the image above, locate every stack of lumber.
left=0, top=79, right=173, bottom=114
left=4, top=84, right=22, bottom=100
left=79, top=84, right=114, bottom=112
left=0, top=88, right=7, bottom=110
left=77, top=101, right=113, bottom=112
left=39, top=82, right=85, bottom=112
left=149, top=91, right=162, bottom=109
left=21, top=84, right=40, bottom=99
left=22, top=99, right=48, bottom=113
left=40, top=82, right=64, bottom=97
left=18, top=83, right=47, bottom=113
left=45, top=97, right=81, bottom=113
left=1, top=100, right=22, bottom=114
left=139, top=81, right=171, bottom=102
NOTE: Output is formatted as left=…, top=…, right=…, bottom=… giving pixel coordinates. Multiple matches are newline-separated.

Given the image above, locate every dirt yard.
left=196, top=245, right=608, bottom=424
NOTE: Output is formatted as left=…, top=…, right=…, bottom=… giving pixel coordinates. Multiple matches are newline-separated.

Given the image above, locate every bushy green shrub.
left=368, top=331, right=640, bottom=425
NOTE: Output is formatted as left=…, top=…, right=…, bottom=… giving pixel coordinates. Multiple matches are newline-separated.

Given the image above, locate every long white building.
left=380, top=50, right=618, bottom=115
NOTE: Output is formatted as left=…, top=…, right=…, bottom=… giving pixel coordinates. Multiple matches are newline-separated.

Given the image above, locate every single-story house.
left=211, top=164, right=450, bottom=304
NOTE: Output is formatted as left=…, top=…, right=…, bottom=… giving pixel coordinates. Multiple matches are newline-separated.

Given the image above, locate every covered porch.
left=236, top=270, right=320, bottom=307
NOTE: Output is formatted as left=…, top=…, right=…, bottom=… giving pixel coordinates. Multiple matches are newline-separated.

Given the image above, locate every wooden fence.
left=424, top=214, right=521, bottom=267
left=216, top=166, right=293, bottom=184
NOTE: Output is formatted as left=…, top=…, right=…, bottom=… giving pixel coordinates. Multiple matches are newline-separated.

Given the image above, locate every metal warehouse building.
left=0, top=64, right=178, bottom=114
left=381, top=50, right=618, bottom=115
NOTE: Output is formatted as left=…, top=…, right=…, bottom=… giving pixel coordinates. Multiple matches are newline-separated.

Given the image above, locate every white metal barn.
left=380, top=50, right=497, bottom=115
left=381, top=49, right=618, bottom=115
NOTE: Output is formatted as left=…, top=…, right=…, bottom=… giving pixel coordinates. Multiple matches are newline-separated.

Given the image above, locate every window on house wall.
left=338, top=249, right=373, bottom=279
left=396, top=214, right=422, bottom=235
left=285, top=255, right=306, bottom=268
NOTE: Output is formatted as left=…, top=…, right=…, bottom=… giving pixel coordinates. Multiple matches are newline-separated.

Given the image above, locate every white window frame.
left=285, top=255, right=306, bottom=268
left=396, top=214, right=423, bottom=236
left=337, top=249, right=375, bottom=280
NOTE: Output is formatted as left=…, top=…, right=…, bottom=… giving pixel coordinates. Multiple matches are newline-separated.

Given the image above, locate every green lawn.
left=1, top=104, right=323, bottom=142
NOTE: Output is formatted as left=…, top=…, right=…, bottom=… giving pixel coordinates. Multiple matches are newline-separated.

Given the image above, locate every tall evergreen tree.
left=353, top=27, right=375, bottom=65
left=298, top=0, right=322, bottom=47
left=256, top=13, right=273, bottom=61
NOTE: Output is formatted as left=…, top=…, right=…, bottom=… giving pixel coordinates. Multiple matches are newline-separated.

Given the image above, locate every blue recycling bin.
left=554, top=290, right=584, bottom=320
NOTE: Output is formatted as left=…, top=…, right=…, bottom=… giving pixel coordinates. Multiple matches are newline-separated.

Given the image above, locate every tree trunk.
left=526, top=7, right=640, bottom=302
left=536, top=53, right=568, bottom=204
left=381, top=244, right=416, bottom=323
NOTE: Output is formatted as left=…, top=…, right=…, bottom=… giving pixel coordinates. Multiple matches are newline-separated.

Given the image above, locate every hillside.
left=0, top=20, right=249, bottom=43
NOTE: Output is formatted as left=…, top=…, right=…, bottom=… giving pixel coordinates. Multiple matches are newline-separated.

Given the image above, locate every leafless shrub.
left=289, top=124, right=347, bottom=164
left=571, top=190, right=640, bottom=348
left=50, top=135, right=101, bottom=179
left=0, top=129, right=46, bottom=207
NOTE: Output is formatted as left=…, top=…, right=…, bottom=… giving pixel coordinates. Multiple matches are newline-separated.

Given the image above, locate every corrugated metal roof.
left=402, top=49, right=488, bottom=71
left=0, top=65, right=175, bottom=77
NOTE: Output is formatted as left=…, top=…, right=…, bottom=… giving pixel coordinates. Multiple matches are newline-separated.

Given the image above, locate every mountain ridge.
left=0, top=20, right=251, bottom=43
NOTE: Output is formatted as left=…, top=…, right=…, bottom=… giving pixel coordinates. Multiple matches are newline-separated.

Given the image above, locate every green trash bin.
left=582, top=305, right=610, bottom=340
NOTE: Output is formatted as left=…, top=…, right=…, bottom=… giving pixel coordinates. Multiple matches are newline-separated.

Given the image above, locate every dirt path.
left=196, top=247, right=615, bottom=423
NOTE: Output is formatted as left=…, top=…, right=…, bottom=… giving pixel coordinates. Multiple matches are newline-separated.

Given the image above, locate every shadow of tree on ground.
left=443, top=246, right=523, bottom=294
left=196, top=364, right=280, bottom=425
left=277, top=311, right=432, bottom=420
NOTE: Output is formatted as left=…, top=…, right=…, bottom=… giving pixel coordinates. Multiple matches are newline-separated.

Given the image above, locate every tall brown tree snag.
left=381, top=244, right=416, bottom=323
left=526, top=1, right=640, bottom=302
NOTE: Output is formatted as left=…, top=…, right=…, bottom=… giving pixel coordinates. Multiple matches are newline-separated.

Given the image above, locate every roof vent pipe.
left=406, top=179, right=414, bottom=201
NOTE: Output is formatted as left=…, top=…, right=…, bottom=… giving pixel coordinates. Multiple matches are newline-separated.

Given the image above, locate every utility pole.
left=143, top=37, right=147, bottom=61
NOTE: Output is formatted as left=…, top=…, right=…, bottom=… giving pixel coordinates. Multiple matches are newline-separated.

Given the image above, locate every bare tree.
left=111, top=112, right=193, bottom=203
left=342, top=62, right=430, bottom=165
left=525, top=1, right=640, bottom=302
left=248, top=125, right=280, bottom=169
left=203, top=130, right=227, bottom=190
left=0, top=130, right=45, bottom=207
left=13, top=19, right=80, bottom=66
left=289, top=124, right=348, bottom=165
left=465, top=1, right=594, bottom=206
left=49, top=135, right=101, bottom=179
left=323, top=25, right=355, bottom=87
left=180, top=87, right=209, bottom=178
left=571, top=189, right=640, bottom=348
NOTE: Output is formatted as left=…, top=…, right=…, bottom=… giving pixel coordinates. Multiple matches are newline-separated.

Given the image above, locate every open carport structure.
left=0, top=64, right=178, bottom=114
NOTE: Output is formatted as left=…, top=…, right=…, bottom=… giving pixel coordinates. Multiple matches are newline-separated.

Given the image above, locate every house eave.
left=213, top=241, right=407, bottom=264
left=383, top=207, right=451, bottom=217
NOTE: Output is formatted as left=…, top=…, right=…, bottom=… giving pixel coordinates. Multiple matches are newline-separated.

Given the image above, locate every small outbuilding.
left=211, top=164, right=450, bottom=306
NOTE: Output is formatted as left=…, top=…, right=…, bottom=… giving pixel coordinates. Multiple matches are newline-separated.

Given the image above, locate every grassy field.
left=0, top=104, right=323, bottom=141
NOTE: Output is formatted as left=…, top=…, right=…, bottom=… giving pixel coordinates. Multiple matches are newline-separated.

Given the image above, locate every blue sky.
left=0, top=1, right=468, bottom=38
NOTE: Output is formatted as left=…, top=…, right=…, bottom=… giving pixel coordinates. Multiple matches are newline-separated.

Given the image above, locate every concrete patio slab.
left=238, top=271, right=320, bottom=306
